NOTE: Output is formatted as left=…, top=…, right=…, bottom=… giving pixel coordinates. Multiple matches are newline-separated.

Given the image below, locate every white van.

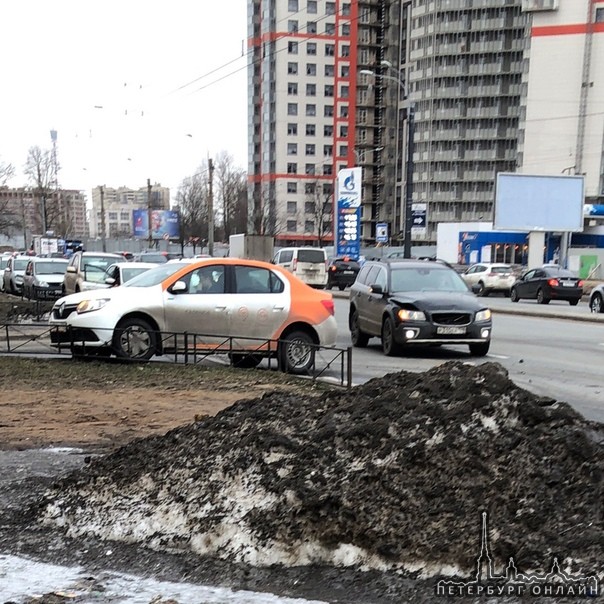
left=273, top=247, right=328, bottom=288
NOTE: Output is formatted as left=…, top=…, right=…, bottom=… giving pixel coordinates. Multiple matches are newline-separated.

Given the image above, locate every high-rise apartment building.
left=89, top=184, right=170, bottom=239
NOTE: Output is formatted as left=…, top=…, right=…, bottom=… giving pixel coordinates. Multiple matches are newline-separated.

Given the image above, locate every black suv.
left=349, top=260, right=492, bottom=356
left=326, top=257, right=360, bottom=291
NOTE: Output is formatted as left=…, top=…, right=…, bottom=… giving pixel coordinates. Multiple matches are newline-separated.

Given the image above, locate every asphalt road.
left=333, top=296, right=604, bottom=423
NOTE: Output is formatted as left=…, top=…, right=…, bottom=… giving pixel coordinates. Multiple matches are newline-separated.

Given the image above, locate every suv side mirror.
left=370, top=284, right=383, bottom=295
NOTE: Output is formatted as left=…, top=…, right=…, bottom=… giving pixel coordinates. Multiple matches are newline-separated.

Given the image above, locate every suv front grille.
left=53, top=303, right=79, bottom=320
left=432, top=312, right=471, bottom=326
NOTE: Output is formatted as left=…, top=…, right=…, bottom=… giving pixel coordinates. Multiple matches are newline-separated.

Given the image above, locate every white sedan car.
left=461, top=263, right=516, bottom=297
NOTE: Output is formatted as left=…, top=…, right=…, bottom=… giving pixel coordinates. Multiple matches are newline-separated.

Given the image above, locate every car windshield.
left=122, top=266, right=154, bottom=282
left=14, top=258, right=29, bottom=271
left=298, top=250, right=325, bottom=263
left=491, top=266, right=512, bottom=274
left=390, top=267, right=469, bottom=293
left=123, top=262, right=187, bottom=287
left=36, top=261, right=68, bottom=274
left=139, top=253, right=168, bottom=263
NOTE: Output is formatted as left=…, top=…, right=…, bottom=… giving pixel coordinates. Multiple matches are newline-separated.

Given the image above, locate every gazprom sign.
left=336, top=167, right=362, bottom=259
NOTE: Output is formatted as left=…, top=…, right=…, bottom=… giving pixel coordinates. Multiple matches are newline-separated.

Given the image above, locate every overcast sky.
left=0, top=0, right=248, bottom=204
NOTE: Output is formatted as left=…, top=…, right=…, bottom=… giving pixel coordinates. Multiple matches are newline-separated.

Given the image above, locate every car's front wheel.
left=510, top=287, right=519, bottom=302
left=569, top=299, right=580, bottom=306
left=469, top=341, right=490, bottom=356
left=112, top=317, right=157, bottom=361
left=279, top=330, right=315, bottom=375
left=590, top=293, right=603, bottom=313
left=350, top=309, right=369, bottom=347
left=381, top=316, right=402, bottom=356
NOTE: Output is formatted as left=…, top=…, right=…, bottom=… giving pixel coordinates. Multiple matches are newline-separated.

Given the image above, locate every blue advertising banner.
left=133, top=209, right=180, bottom=239
left=336, top=167, right=362, bottom=259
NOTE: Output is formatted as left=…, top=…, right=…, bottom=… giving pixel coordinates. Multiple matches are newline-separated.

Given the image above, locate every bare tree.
left=305, top=179, right=334, bottom=246
left=175, top=162, right=211, bottom=248
left=0, top=158, right=21, bottom=236
left=214, top=151, right=247, bottom=239
left=24, top=146, right=57, bottom=233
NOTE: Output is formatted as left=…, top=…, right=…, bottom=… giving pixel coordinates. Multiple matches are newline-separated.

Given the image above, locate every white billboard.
left=494, top=173, right=584, bottom=232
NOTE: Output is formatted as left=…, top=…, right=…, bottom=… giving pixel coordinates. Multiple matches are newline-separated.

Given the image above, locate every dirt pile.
left=33, top=361, right=603, bottom=578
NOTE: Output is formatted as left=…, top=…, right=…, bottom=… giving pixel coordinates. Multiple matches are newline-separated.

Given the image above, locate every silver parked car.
left=63, top=251, right=122, bottom=295
left=22, top=257, right=69, bottom=300
left=588, top=283, right=604, bottom=314
left=2, top=255, right=30, bottom=295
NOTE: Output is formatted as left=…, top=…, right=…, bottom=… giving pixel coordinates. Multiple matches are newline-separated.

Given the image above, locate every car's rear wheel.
left=469, top=341, right=490, bottom=356
left=338, top=284, right=346, bottom=291
left=590, top=293, right=603, bottom=313
left=350, top=309, right=369, bottom=348
left=279, top=330, right=315, bottom=375
left=510, top=287, right=519, bottom=302
left=230, top=353, right=262, bottom=369
left=381, top=316, right=402, bottom=357
left=112, top=317, right=157, bottom=361
left=569, top=299, right=580, bottom=306
left=476, top=281, right=485, bottom=296
left=536, top=288, right=550, bottom=304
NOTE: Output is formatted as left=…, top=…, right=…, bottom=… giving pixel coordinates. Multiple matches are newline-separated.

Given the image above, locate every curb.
left=328, top=290, right=604, bottom=323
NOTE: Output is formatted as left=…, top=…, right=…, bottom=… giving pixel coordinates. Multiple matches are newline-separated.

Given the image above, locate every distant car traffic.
left=2, top=255, right=30, bottom=295
left=588, top=283, right=604, bottom=313
left=461, top=263, right=516, bottom=297
left=22, top=257, right=69, bottom=300
left=102, top=262, right=159, bottom=288
left=272, top=247, right=328, bottom=289
left=510, top=266, right=583, bottom=305
left=326, top=257, right=360, bottom=291
left=49, top=258, right=337, bottom=374
left=349, top=259, right=492, bottom=356
left=63, top=251, right=123, bottom=295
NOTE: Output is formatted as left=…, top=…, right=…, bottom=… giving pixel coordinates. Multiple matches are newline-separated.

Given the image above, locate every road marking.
left=487, top=353, right=510, bottom=359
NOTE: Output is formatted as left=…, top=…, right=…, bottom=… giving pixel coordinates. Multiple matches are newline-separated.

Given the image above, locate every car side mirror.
left=370, top=284, right=383, bottom=295
left=170, top=280, right=188, bottom=294
left=105, top=277, right=116, bottom=286
left=471, top=283, right=481, bottom=294
left=66, top=266, right=76, bottom=273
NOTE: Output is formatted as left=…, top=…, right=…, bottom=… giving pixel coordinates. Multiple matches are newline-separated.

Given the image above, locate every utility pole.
left=100, top=185, right=107, bottom=252
left=147, top=178, right=153, bottom=249
left=403, top=105, right=415, bottom=259
left=207, top=158, right=214, bottom=256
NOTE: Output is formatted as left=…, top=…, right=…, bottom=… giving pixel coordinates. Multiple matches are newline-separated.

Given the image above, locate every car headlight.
left=475, top=309, right=491, bottom=322
left=76, top=298, right=110, bottom=314
left=37, top=281, right=49, bottom=287
left=397, top=308, right=426, bottom=321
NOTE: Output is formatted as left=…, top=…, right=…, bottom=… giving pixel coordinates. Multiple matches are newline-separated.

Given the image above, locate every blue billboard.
left=133, top=209, right=180, bottom=239
left=336, top=167, right=362, bottom=259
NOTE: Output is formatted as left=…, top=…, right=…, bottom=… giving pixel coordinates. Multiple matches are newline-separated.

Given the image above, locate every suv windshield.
left=390, top=266, right=469, bottom=293
left=36, top=261, right=68, bottom=274
left=124, top=262, right=187, bottom=287
left=13, top=258, right=30, bottom=271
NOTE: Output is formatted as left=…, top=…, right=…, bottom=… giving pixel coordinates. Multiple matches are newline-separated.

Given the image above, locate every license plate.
left=437, top=326, right=466, bottom=335
left=343, top=270, right=354, bottom=274
left=562, top=282, right=576, bottom=287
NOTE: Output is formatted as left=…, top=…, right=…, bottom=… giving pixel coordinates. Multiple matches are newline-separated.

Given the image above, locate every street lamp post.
left=360, top=67, right=414, bottom=258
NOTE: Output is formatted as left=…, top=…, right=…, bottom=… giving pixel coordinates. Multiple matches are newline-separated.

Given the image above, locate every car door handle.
left=214, top=305, right=227, bottom=311
left=273, top=305, right=285, bottom=311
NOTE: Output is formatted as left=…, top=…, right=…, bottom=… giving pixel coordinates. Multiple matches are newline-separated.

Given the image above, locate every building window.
left=288, top=41, right=298, bottom=54
left=306, top=63, right=316, bottom=76
left=307, top=21, right=317, bottom=33
left=323, top=183, right=333, bottom=195
left=287, top=201, right=297, bottom=215
left=339, top=105, right=349, bottom=117
left=323, top=165, right=333, bottom=175
left=341, top=23, right=350, bottom=36
left=288, top=0, right=298, bottom=10
left=305, top=202, right=316, bottom=214
left=288, top=82, right=298, bottom=95
left=307, top=0, right=317, bottom=13
left=324, top=221, right=332, bottom=233
left=325, top=44, right=335, bottom=56
left=287, top=182, right=297, bottom=193
left=305, top=163, right=316, bottom=175
left=287, top=220, right=297, bottom=232
left=306, top=124, right=316, bottom=136
left=339, top=144, right=348, bottom=157
left=305, top=183, right=316, bottom=194
left=325, top=23, right=335, bottom=35
left=288, top=20, right=298, bottom=33
left=324, top=144, right=333, bottom=156
left=339, top=125, right=348, bottom=137
left=108, top=212, right=118, bottom=220
left=307, top=42, right=317, bottom=55
left=340, top=85, right=349, bottom=97
left=287, top=103, right=298, bottom=115
left=306, top=144, right=316, bottom=155
left=287, top=163, right=298, bottom=174
left=120, top=212, right=129, bottom=221
left=596, top=7, right=604, bottom=21
left=288, top=143, right=298, bottom=155
left=342, top=3, right=351, bottom=15
left=324, top=105, right=334, bottom=117
left=287, top=62, right=298, bottom=75
left=306, top=104, right=316, bottom=116
left=305, top=220, right=315, bottom=233
left=324, top=125, right=334, bottom=136
left=287, top=123, right=298, bottom=135
left=324, top=84, right=334, bottom=97
left=326, top=2, right=335, bottom=15
left=341, top=45, right=350, bottom=57
left=306, top=83, right=316, bottom=97
left=325, top=64, right=335, bottom=77
left=341, top=65, right=350, bottom=77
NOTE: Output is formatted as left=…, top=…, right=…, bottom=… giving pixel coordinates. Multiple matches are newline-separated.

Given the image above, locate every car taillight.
left=321, top=299, right=335, bottom=316
left=578, top=280, right=584, bottom=287
left=330, top=265, right=337, bottom=271
left=548, top=278, right=559, bottom=287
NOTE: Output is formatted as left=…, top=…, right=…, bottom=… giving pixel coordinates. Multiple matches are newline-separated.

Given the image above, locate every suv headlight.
left=397, top=308, right=426, bottom=321
left=37, top=281, right=49, bottom=287
left=76, top=298, right=110, bottom=314
left=475, top=309, right=491, bottom=322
